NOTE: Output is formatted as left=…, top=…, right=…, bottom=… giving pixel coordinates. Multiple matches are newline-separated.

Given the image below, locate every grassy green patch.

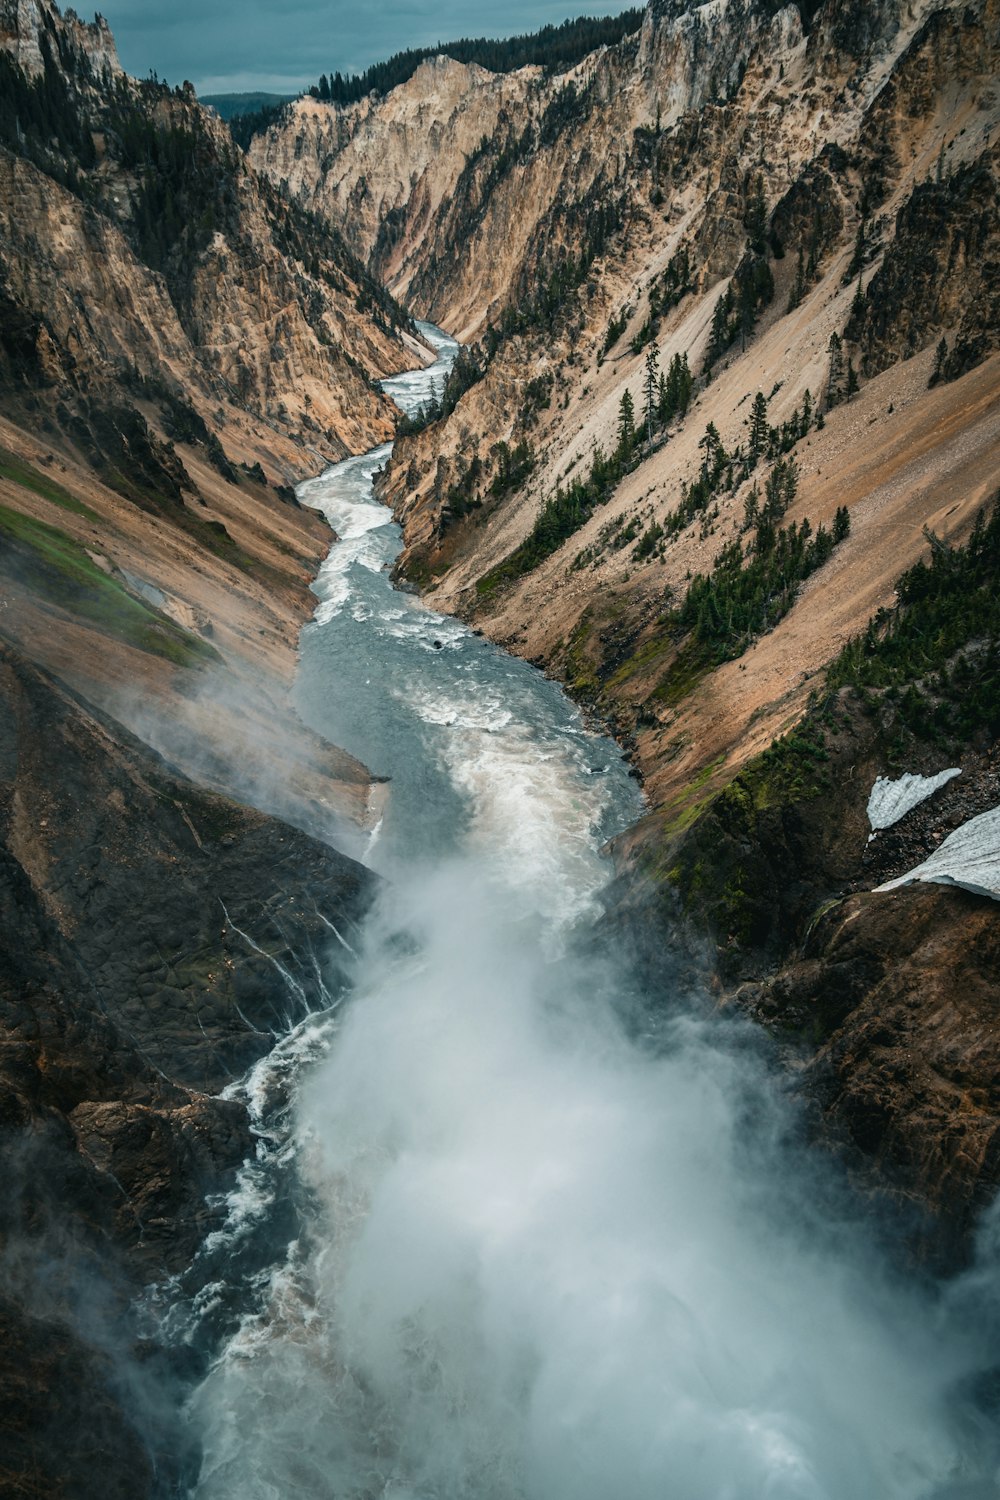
left=0, top=447, right=98, bottom=521
left=657, top=754, right=728, bottom=841
left=724, top=725, right=830, bottom=815
left=0, top=504, right=221, bottom=668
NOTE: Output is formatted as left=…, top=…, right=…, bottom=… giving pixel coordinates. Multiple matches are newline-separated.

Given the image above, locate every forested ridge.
left=228, top=11, right=644, bottom=145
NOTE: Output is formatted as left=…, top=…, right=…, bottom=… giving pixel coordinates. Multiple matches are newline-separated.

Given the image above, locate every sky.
left=100, top=1, right=632, bottom=98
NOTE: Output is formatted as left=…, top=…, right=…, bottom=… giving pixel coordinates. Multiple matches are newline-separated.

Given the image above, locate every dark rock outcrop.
left=0, top=642, right=377, bottom=1493
left=746, top=884, right=1000, bottom=1270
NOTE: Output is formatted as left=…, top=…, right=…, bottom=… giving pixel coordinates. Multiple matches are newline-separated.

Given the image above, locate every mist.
left=190, top=856, right=1000, bottom=1500
left=108, top=662, right=376, bottom=861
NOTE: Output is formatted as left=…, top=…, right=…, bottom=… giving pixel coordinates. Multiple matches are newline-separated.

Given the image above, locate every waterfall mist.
left=191, top=855, right=1000, bottom=1500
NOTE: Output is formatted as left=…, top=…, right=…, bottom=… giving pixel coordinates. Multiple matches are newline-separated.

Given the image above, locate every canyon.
left=255, top=0, right=1000, bottom=1262
left=0, top=0, right=999, bottom=1492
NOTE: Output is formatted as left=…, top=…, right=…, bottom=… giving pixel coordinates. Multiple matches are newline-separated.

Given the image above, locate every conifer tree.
left=744, top=173, right=767, bottom=254
left=643, top=347, right=659, bottom=448
left=826, top=331, right=843, bottom=408
left=616, top=388, right=636, bottom=460
left=705, top=294, right=731, bottom=372
left=749, top=391, right=769, bottom=460
left=930, top=336, right=948, bottom=386
left=800, top=388, right=813, bottom=435
left=787, top=246, right=806, bottom=312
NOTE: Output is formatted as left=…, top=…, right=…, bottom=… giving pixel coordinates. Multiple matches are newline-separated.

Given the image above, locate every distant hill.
left=226, top=11, right=645, bottom=149
left=201, top=90, right=293, bottom=120
left=310, top=11, right=645, bottom=107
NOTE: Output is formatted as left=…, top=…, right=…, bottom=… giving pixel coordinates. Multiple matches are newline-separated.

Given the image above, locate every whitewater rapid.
left=181, top=324, right=1000, bottom=1499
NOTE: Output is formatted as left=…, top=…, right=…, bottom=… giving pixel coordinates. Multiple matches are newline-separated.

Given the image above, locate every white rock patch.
left=867, top=768, right=962, bottom=834
left=876, top=805, right=1000, bottom=902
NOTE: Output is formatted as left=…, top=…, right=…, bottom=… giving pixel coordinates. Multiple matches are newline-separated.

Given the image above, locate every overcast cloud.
left=101, top=1, right=629, bottom=96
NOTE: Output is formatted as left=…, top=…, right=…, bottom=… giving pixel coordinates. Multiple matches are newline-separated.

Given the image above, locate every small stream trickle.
left=173, top=325, right=999, bottom=1500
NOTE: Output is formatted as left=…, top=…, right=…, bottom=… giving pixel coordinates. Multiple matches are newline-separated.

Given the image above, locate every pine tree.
left=705, top=293, right=731, bottom=373
left=749, top=391, right=769, bottom=460
left=930, top=336, right=948, bottom=387
left=744, top=173, right=767, bottom=254
left=826, top=332, right=843, bottom=408
left=800, top=389, right=813, bottom=435
left=643, top=346, right=659, bottom=448
left=616, top=389, right=636, bottom=460
left=698, top=422, right=726, bottom=484
left=787, top=246, right=806, bottom=312
left=851, top=273, right=865, bottom=320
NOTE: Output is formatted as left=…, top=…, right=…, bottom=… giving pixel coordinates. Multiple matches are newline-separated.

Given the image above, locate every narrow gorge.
left=0, top=0, right=998, bottom=1495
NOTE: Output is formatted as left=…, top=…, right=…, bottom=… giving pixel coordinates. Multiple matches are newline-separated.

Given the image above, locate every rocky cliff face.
left=0, top=0, right=420, bottom=828
left=251, top=58, right=540, bottom=326
left=0, top=643, right=378, bottom=1496
left=0, top=1, right=422, bottom=461
left=0, top=0, right=121, bottom=78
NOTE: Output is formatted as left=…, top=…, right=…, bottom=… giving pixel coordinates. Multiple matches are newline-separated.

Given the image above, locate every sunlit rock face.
left=0, top=0, right=121, bottom=78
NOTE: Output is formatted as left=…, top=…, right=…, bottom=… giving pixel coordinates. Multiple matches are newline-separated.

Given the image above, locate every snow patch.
left=866, top=768, right=962, bottom=836
left=876, top=805, right=1000, bottom=903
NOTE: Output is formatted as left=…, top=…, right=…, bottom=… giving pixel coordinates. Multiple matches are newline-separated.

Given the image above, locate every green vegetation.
left=0, top=448, right=97, bottom=520
left=703, top=253, right=775, bottom=374
left=441, top=454, right=484, bottom=525
left=478, top=351, right=694, bottom=591
left=630, top=249, right=694, bottom=353
left=827, top=499, right=1000, bottom=745
left=652, top=447, right=848, bottom=698
left=308, top=13, right=644, bottom=107
left=657, top=755, right=728, bottom=839
left=597, top=438, right=845, bottom=703
left=0, top=504, right=220, bottom=667
left=0, top=37, right=96, bottom=195
left=489, top=184, right=627, bottom=342
left=629, top=252, right=692, bottom=357
left=659, top=505, right=848, bottom=699
left=201, top=92, right=291, bottom=121
left=227, top=101, right=286, bottom=149
left=601, top=307, right=630, bottom=358
left=230, top=13, right=646, bottom=147
left=476, top=450, right=617, bottom=594
left=640, top=500, right=999, bottom=966
left=108, top=101, right=230, bottom=283
left=489, top=441, right=536, bottom=501
left=846, top=156, right=999, bottom=385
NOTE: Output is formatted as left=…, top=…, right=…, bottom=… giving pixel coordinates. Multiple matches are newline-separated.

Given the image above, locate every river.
left=180, top=325, right=999, bottom=1499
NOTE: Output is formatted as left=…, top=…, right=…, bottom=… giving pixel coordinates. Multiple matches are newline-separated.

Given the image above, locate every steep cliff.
left=0, top=10, right=396, bottom=1487
left=0, top=0, right=429, bottom=827
left=0, top=642, right=377, bottom=1495
left=0, top=0, right=423, bottom=461
left=350, top=0, right=1000, bottom=809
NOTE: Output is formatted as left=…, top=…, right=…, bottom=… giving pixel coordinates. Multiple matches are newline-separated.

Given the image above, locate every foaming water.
left=184, top=324, right=1000, bottom=1498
